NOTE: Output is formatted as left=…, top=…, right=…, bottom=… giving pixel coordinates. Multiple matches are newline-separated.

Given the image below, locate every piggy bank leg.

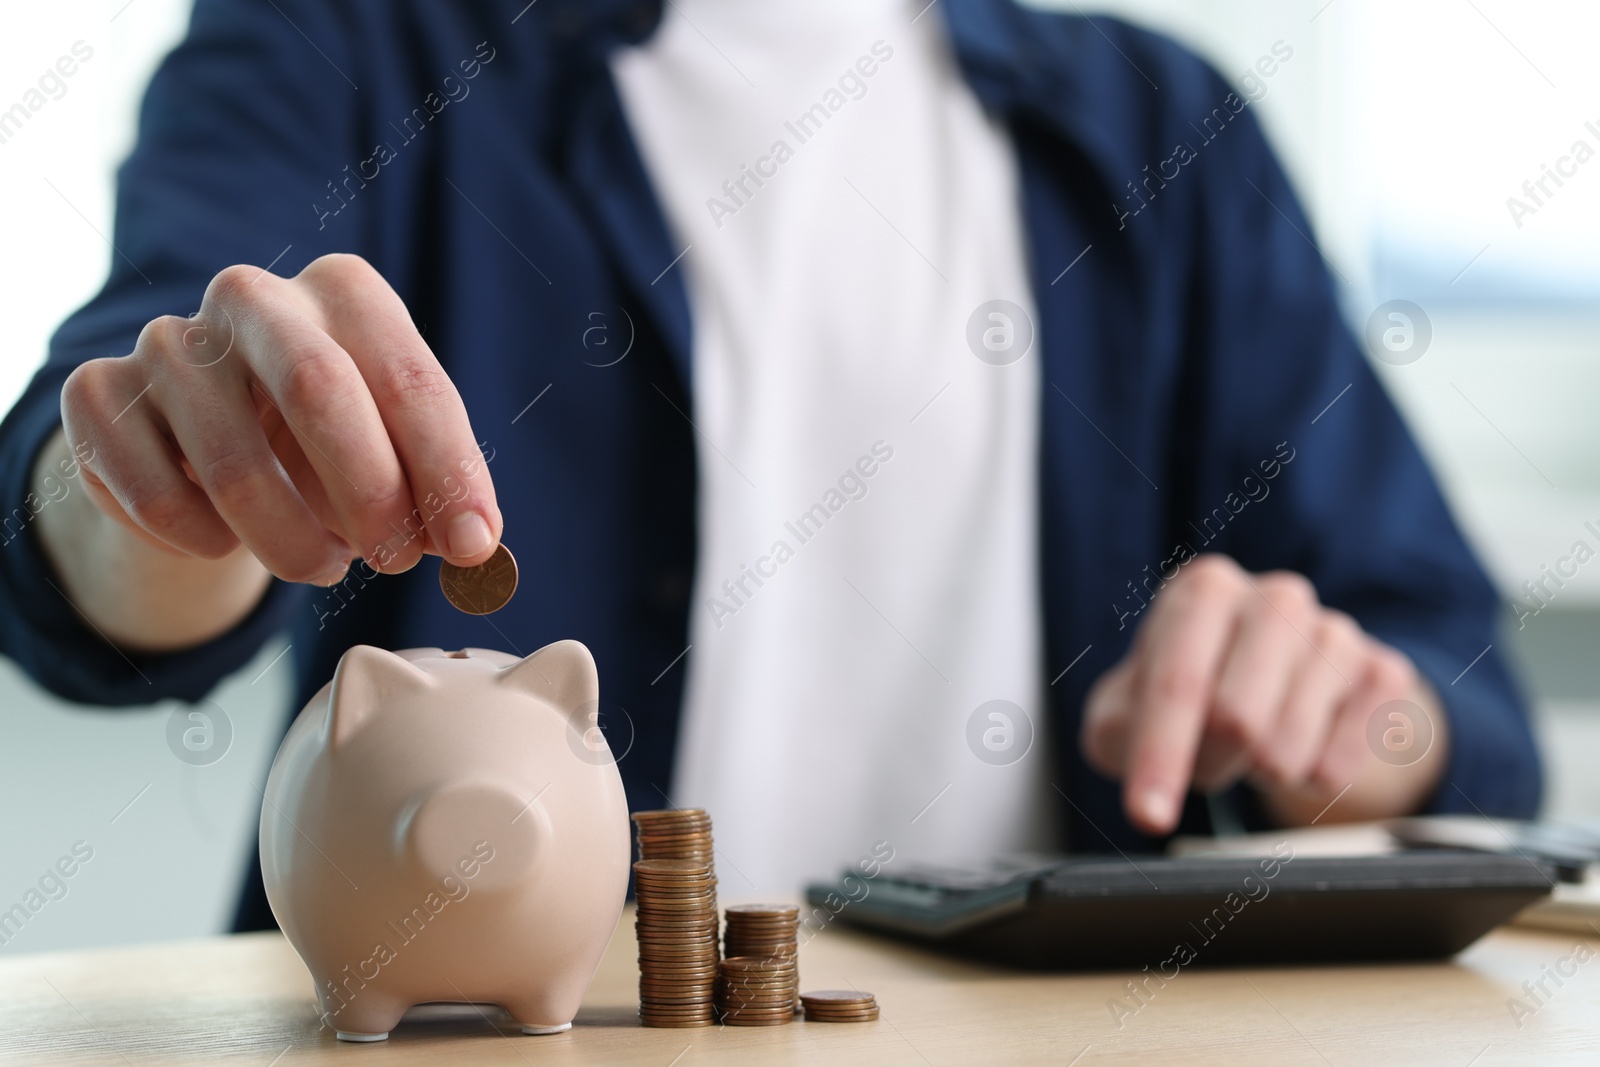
left=335, top=1030, right=389, bottom=1043
left=521, top=1022, right=573, bottom=1035
left=504, top=995, right=576, bottom=1036
left=321, top=994, right=409, bottom=1042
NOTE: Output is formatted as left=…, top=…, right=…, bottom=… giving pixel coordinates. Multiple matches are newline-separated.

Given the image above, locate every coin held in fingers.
left=439, top=543, right=518, bottom=615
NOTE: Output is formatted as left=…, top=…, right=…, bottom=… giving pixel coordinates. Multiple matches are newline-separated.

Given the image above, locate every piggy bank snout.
left=406, top=780, right=546, bottom=892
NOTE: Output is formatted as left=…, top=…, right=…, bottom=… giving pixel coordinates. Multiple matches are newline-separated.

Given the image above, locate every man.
left=0, top=0, right=1539, bottom=932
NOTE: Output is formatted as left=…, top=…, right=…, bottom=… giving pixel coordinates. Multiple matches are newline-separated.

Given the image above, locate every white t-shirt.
left=612, top=0, right=1053, bottom=892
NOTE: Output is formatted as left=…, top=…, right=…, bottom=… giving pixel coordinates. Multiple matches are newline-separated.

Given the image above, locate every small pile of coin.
left=631, top=808, right=715, bottom=865
left=715, top=956, right=799, bottom=1026
left=634, top=858, right=720, bottom=1028
left=800, top=989, right=880, bottom=1022
left=723, top=903, right=799, bottom=1010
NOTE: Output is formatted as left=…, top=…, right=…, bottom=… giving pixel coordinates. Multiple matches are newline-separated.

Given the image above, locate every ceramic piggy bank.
left=259, top=641, right=630, bottom=1041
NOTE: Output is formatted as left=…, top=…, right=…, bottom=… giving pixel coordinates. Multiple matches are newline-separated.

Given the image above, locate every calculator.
left=804, top=850, right=1555, bottom=969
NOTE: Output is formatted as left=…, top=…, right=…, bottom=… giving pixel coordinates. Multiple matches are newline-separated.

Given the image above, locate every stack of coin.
left=723, top=903, right=799, bottom=1009
left=634, top=858, right=720, bottom=1028
left=631, top=808, right=716, bottom=865
left=800, top=989, right=880, bottom=1022
left=715, top=956, right=799, bottom=1026
left=723, top=903, right=799, bottom=957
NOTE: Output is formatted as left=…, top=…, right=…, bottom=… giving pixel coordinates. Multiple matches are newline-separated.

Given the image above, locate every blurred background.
left=1, top=0, right=1595, bottom=953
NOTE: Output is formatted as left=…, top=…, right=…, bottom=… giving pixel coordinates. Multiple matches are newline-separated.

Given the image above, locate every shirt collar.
left=554, top=0, right=1123, bottom=156
left=548, top=0, right=1139, bottom=242
left=534, top=0, right=663, bottom=50
left=541, top=0, right=1038, bottom=81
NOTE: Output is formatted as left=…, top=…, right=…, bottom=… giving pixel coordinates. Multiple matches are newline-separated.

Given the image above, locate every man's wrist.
left=32, top=426, right=273, bottom=653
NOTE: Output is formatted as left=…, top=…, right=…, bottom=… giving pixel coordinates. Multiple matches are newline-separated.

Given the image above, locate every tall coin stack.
left=632, top=809, right=720, bottom=1028
left=722, top=902, right=800, bottom=1012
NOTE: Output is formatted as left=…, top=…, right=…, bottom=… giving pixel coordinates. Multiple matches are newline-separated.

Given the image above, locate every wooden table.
left=2, top=909, right=1597, bottom=1065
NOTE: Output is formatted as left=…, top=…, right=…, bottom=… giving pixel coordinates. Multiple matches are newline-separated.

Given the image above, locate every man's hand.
left=39, top=254, right=501, bottom=653
left=60, top=253, right=501, bottom=585
left=1081, top=554, right=1447, bottom=835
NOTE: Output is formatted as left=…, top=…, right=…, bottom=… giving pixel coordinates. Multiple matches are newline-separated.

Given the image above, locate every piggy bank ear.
left=497, top=639, right=598, bottom=720
left=328, top=645, right=433, bottom=747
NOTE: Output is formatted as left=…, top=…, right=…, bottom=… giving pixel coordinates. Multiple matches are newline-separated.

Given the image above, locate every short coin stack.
left=723, top=903, right=800, bottom=1011
left=715, top=956, right=799, bottom=1026
left=632, top=809, right=720, bottom=1028
left=800, top=989, right=880, bottom=1022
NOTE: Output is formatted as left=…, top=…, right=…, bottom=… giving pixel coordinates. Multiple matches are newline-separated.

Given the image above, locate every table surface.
left=2, top=908, right=1598, bottom=1066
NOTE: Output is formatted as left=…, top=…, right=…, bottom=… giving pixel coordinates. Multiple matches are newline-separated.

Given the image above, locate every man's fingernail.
left=1134, top=788, right=1172, bottom=830
left=446, top=511, right=493, bottom=560
left=314, top=560, right=351, bottom=587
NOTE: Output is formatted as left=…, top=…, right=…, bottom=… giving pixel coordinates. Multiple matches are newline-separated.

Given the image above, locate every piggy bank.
left=259, top=641, right=630, bottom=1041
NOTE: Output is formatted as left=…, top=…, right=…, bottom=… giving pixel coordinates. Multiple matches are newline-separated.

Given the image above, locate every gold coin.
left=719, top=991, right=797, bottom=1002
left=726, top=904, right=800, bottom=919
left=719, top=980, right=797, bottom=990
left=720, top=957, right=795, bottom=971
left=640, top=993, right=717, bottom=1004
left=637, top=844, right=715, bottom=856
left=439, top=543, right=518, bottom=615
left=637, top=929, right=719, bottom=940
left=639, top=955, right=721, bottom=966
left=634, top=858, right=712, bottom=873
left=803, top=1003, right=878, bottom=1013
left=800, top=990, right=876, bottom=1005
left=635, top=896, right=717, bottom=906
left=642, top=967, right=720, bottom=976
left=633, top=881, right=717, bottom=892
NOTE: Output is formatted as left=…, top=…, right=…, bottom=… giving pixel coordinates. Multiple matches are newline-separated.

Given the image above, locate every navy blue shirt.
left=0, top=0, right=1541, bottom=932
